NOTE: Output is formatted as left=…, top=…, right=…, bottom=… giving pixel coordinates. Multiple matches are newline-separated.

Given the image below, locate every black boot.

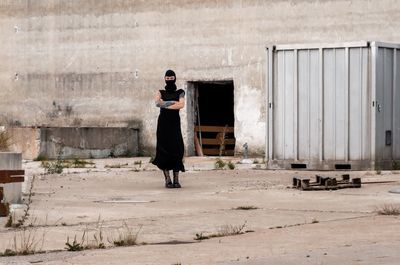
left=173, top=171, right=181, bottom=188
left=163, top=170, right=173, bottom=188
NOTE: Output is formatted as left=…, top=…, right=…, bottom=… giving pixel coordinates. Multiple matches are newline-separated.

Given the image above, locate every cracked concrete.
left=0, top=157, right=400, bottom=264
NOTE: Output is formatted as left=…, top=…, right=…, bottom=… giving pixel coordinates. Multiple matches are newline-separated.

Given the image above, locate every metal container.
left=265, top=41, right=400, bottom=170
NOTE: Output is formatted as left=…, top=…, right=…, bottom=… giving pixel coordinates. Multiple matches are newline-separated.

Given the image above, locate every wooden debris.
left=293, top=174, right=361, bottom=191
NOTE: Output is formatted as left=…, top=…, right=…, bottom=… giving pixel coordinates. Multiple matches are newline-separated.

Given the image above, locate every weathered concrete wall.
left=1, top=0, right=400, bottom=155
left=39, top=127, right=139, bottom=159
left=8, top=127, right=41, bottom=160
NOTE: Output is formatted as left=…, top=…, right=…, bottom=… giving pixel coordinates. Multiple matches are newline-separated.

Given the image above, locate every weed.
left=109, top=223, right=142, bottom=247
left=0, top=130, right=11, bottom=151
left=393, top=160, right=400, bottom=170
left=311, top=218, right=319, bottom=224
left=86, top=217, right=106, bottom=249
left=0, top=249, right=17, bottom=257
left=213, top=222, right=247, bottom=237
left=215, top=158, right=226, bottom=169
left=233, top=206, right=259, bottom=211
left=149, top=156, right=155, bottom=163
left=195, top=232, right=209, bottom=241
left=65, top=234, right=85, bottom=251
left=5, top=214, right=13, bottom=228
left=195, top=221, right=248, bottom=241
left=375, top=204, right=400, bottom=216
left=9, top=175, right=36, bottom=228
left=33, top=155, right=47, bottom=162
left=70, top=158, right=95, bottom=168
left=227, top=161, right=235, bottom=170
left=41, top=160, right=64, bottom=174
left=132, top=160, right=143, bottom=172
left=105, top=163, right=129, bottom=169
left=1, top=227, right=46, bottom=256
left=375, top=165, right=382, bottom=175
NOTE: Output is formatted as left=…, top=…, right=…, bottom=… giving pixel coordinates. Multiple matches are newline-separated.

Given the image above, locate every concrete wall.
left=8, top=127, right=41, bottom=160
left=39, top=127, right=139, bottom=159
left=1, top=0, right=400, bottom=155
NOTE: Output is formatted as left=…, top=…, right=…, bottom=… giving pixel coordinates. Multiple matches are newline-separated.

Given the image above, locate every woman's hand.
left=154, top=91, right=162, bottom=103
left=167, top=98, right=185, bottom=110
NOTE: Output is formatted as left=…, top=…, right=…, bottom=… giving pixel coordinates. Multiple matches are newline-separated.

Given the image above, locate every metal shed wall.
left=266, top=41, right=399, bottom=170
left=373, top=42, right=400, bottom=167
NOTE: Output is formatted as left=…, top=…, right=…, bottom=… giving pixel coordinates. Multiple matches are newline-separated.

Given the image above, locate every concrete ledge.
left=0, top=152, right=23, bottom=204
left=39, top=127, right=139, bottom=159
left=8, top=126, right=140, bottom=160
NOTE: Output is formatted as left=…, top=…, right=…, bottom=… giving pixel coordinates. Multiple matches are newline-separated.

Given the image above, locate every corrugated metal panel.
left=375, top=45, right=400, bottom=162
left=348, top=47, right=370, bottom=160
left=323, top=48, right=347, bottom=161
left=297, top=49, right=320, bottom=160
left=394, top=50, right=400, bottom=160
left=273, top=50, right=295, bottom=160
left=267, top=41, right=400, bottom=169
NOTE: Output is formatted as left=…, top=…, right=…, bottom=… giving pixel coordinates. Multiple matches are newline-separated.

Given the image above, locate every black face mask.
left=165, top=69, right=177, bottom=92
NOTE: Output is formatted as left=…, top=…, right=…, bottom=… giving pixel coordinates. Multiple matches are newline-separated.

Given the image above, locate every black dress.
left=152, top=89, right=185, bottom=172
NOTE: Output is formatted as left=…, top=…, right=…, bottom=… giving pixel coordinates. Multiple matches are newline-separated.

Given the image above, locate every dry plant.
left=215, top=158, right=226, bottom=169
left=108, top=222, right=142, bottom=247
left=105, top=163, right=129, bottom=169
left=65, top=217, right=106, bottom=251
left=85, top=217, right=106, bottom=249
left=133, top=160, right=142, bottom=166
left=233, top=206, right=259, bottom=210
left=227, top=161, right=235, bottom=170
left=311, top=217, right=319, bottom=224
left=195, top=221, right=247, bottom=241
left=5, top=175, right=37, bottom=228
left=41, top=159, right=64, bottom=174
left=15, top=175, right=36, bottom=228
left=0, top=130, right=11, bottom=151
left=65, top=233, right=86, bottom=251
left=1, top=226, right=47, bottom=256
left=375, top=204, right=400, bottom=216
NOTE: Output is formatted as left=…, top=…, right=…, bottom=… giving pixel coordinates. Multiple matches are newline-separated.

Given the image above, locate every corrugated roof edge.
left=269, top=41, right=370, bottom=51
left=370, top=41, right=400, bottom=49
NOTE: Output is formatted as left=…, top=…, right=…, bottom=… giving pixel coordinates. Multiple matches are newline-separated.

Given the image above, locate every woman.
left=152, top=70, right=185, bottom=188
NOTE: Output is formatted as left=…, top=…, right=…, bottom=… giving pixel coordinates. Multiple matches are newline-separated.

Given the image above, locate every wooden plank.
left=0, top=170, right=25, bottom=184
left=201, top=138, right=236, bottom=145
left=0, top=176, right=25, bottom=184
left=202, top=149, right=235, bottom=156
left=195, top=126, right=234, bottom=133
left=0, top=170, right=25, bottom=178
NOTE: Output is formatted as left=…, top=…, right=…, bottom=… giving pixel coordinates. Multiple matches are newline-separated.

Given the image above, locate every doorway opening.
left=188, top=81, right=235, bottom=156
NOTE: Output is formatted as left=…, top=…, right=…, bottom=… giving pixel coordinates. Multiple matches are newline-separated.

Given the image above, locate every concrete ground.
left=1, top=157, right=400, bottom=265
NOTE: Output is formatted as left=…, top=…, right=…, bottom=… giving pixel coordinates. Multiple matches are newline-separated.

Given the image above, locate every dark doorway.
left=192, top=81, right=235, bottom=156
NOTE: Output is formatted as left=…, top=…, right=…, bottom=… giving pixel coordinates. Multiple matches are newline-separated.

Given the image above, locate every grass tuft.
left=233, top=206, right=259, bottom=211
left=0, top=130, right=11, bottom=151
left=109, top=223, right=142, bottom=247
left=375, top=204, right=400, bottom=216
left=195, top=221, right=247, bottom=241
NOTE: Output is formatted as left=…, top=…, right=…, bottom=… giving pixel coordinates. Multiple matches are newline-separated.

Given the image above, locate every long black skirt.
left=152, top=109, right=185, bottom=172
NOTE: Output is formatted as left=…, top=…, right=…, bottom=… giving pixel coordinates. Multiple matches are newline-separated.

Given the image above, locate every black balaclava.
left=165, top=69, right=177, bottom=92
